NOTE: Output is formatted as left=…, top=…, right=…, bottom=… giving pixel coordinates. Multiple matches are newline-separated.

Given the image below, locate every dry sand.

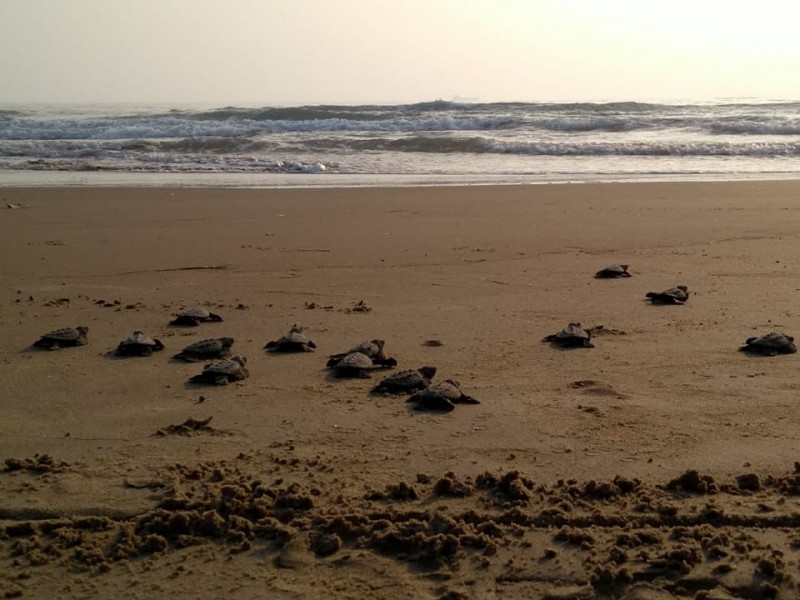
left=2, top=181, right=800, bottom=598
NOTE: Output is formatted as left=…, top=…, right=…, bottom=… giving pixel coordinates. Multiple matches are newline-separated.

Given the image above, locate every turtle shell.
left=542, top=323, right=594, bottom=347
left=34, top=326, right=89, bottom=349
left=741, top=332, right=797, bottom=356
left=191, top=355, right=249, bottom=385
left=327, top=339, right=387, bottom=367
left=181, top=307, right=212, bottom=319
left=646, top=286, right=689, bottom=304
left=116, top=331, right=164, bottom=356
left=174, top=337, right=234, bottom=361
left=349, top=339, right=385, bottom=358
left=595, top=264, right=630, bottom=278
left=332, top=351, right=388, bottom=378
left=407, top=379, right=480, bottom=411
left=265, top=326, right=316, bottom=352
left=338, top=351, right=374, bottom=370
left=170, top=306, right=224, bottom=326
left=372, top=367, right=436, bottom=394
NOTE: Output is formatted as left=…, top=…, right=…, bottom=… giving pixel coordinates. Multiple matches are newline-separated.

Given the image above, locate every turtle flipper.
left=456, top=394, right=481, bottom=405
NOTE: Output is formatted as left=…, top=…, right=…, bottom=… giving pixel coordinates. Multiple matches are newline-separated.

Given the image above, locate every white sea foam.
left=1, top=101, right=800, bottom=182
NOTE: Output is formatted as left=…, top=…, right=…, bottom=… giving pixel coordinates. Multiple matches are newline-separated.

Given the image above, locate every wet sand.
left=2, top=181, right=800, bottom=598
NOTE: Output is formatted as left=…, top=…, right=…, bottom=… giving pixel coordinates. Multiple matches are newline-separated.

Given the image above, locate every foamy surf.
left=1, top=100, right=799, bottom=185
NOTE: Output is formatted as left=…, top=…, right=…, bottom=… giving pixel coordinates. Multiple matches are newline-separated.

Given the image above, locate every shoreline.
left=4, top=180, right=800, bottom=598
left=2, top=170, right=800, bottom=190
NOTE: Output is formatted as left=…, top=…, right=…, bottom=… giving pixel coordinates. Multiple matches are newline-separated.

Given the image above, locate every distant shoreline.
left=3, top=170, right=800, bottom=189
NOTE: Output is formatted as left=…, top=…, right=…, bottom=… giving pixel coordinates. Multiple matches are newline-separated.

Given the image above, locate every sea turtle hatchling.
left=173, top=337, right=234, bottom=361
left=646, top=285, right=689, bottom=305
left=542, top=323, right=594, bottom=348
left=327, top=339, right=392, bottom=367
left=407, top=380, right=480, bottom=412
left=169, top=306, right=224, bottom=326
left=595, top=264, right=631, bottom=279
left=740, top=332, right=797, bottom=356
left=327, top=339, right=387, bottom=366
left=115, top=331, right=165, bottom=356
left=189, top=355, right=249, bottom=386
left=33, top=326, right=89, bottom=350
left=372, top=366, right=437, bottom=395
left=265, top=324, right=317, bottom=352
left=331, top=351, right=397, bottom=378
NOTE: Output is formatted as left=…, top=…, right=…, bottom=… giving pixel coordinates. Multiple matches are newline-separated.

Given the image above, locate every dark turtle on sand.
left=332, top=351, right=397, bottom=378
left=646, top=285, right=689, bottom=305
left=189, top=355, right=248, bottom=385
left=265, top=324, right=316, bottom=353
left=595, top=264, right=631, bottom=279
left=115, top=331, right=164, bottom=356
left=327, top=339, right=390, bottom=367
left=407, top=380, right=480, bottom=412
left=170, top=307, right=224, bottom=326
left=372, top=366, right=437, bottom=395
left=740, top=332, right=797, bottom=356
left=542, top=323, right=594, bottom=348
left=33, top=326, right=89, bottom=350
left=174, top=337, right=234, bottom=361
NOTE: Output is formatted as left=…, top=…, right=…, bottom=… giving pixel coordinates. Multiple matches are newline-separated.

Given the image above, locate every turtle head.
left=370, top=339, right=385, bottom=350
left=442, top=379, right=460, bottom=388
left=289, top=323, right=303, bottom=333
left=77, top=326, right=89, bottom=335
left=677, top=285, right=688, bottom=293
left=219, top=337, right=235, bottom=348
left=419, top=366, right=437, bottom=379
left=231, top=355, right=247, bottom=366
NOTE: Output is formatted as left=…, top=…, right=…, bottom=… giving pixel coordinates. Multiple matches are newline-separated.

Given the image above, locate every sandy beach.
left=3, top=181, right=800, bottom=599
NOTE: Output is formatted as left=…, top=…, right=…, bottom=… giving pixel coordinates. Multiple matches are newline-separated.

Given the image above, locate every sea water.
left=1, top=100, right=799, bottom=187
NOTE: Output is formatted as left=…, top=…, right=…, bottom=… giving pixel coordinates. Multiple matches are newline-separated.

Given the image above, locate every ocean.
left=1, top=100, right=800, bottom=187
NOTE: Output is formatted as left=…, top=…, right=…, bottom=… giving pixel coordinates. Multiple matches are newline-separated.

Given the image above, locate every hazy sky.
left=1, top=0, right=798, bottom=105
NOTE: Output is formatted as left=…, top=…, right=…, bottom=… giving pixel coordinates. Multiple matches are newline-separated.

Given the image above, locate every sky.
left=1, top=0, right=799, bottom=105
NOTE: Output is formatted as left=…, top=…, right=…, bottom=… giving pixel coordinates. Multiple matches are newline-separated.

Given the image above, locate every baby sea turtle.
left=646, top=285, right=689, bottom=305
left=265, top=324, right=316, bottom=352
left=407, top=380, right=480, bottom=412
left=332, top=351, right=398, bottom=378
left=327, top=339, right=390, bottom=367
left=372, top=366, right=437, bottom=395
left=169, top=307, right=224, bottom=326
left=542, top=323, right=594, bottom=348
left=740, top=332, right=797, bottom=356
left=33, top=326, right=89, bottom=350
left=595, top=264, right=631, bottom=279
left=115, top=331, right=165, bottom=356
left=189, top=355, right=249, bottom=385
left=173, top=337, right=234, bottom=362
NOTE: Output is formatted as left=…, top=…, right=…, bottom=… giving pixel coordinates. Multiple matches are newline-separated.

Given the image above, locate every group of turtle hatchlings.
left=542, top=264, right=796, bottom=355
left=29, top=308, right=479, bottom=412
left=30, top=266, right=797, bottom=403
